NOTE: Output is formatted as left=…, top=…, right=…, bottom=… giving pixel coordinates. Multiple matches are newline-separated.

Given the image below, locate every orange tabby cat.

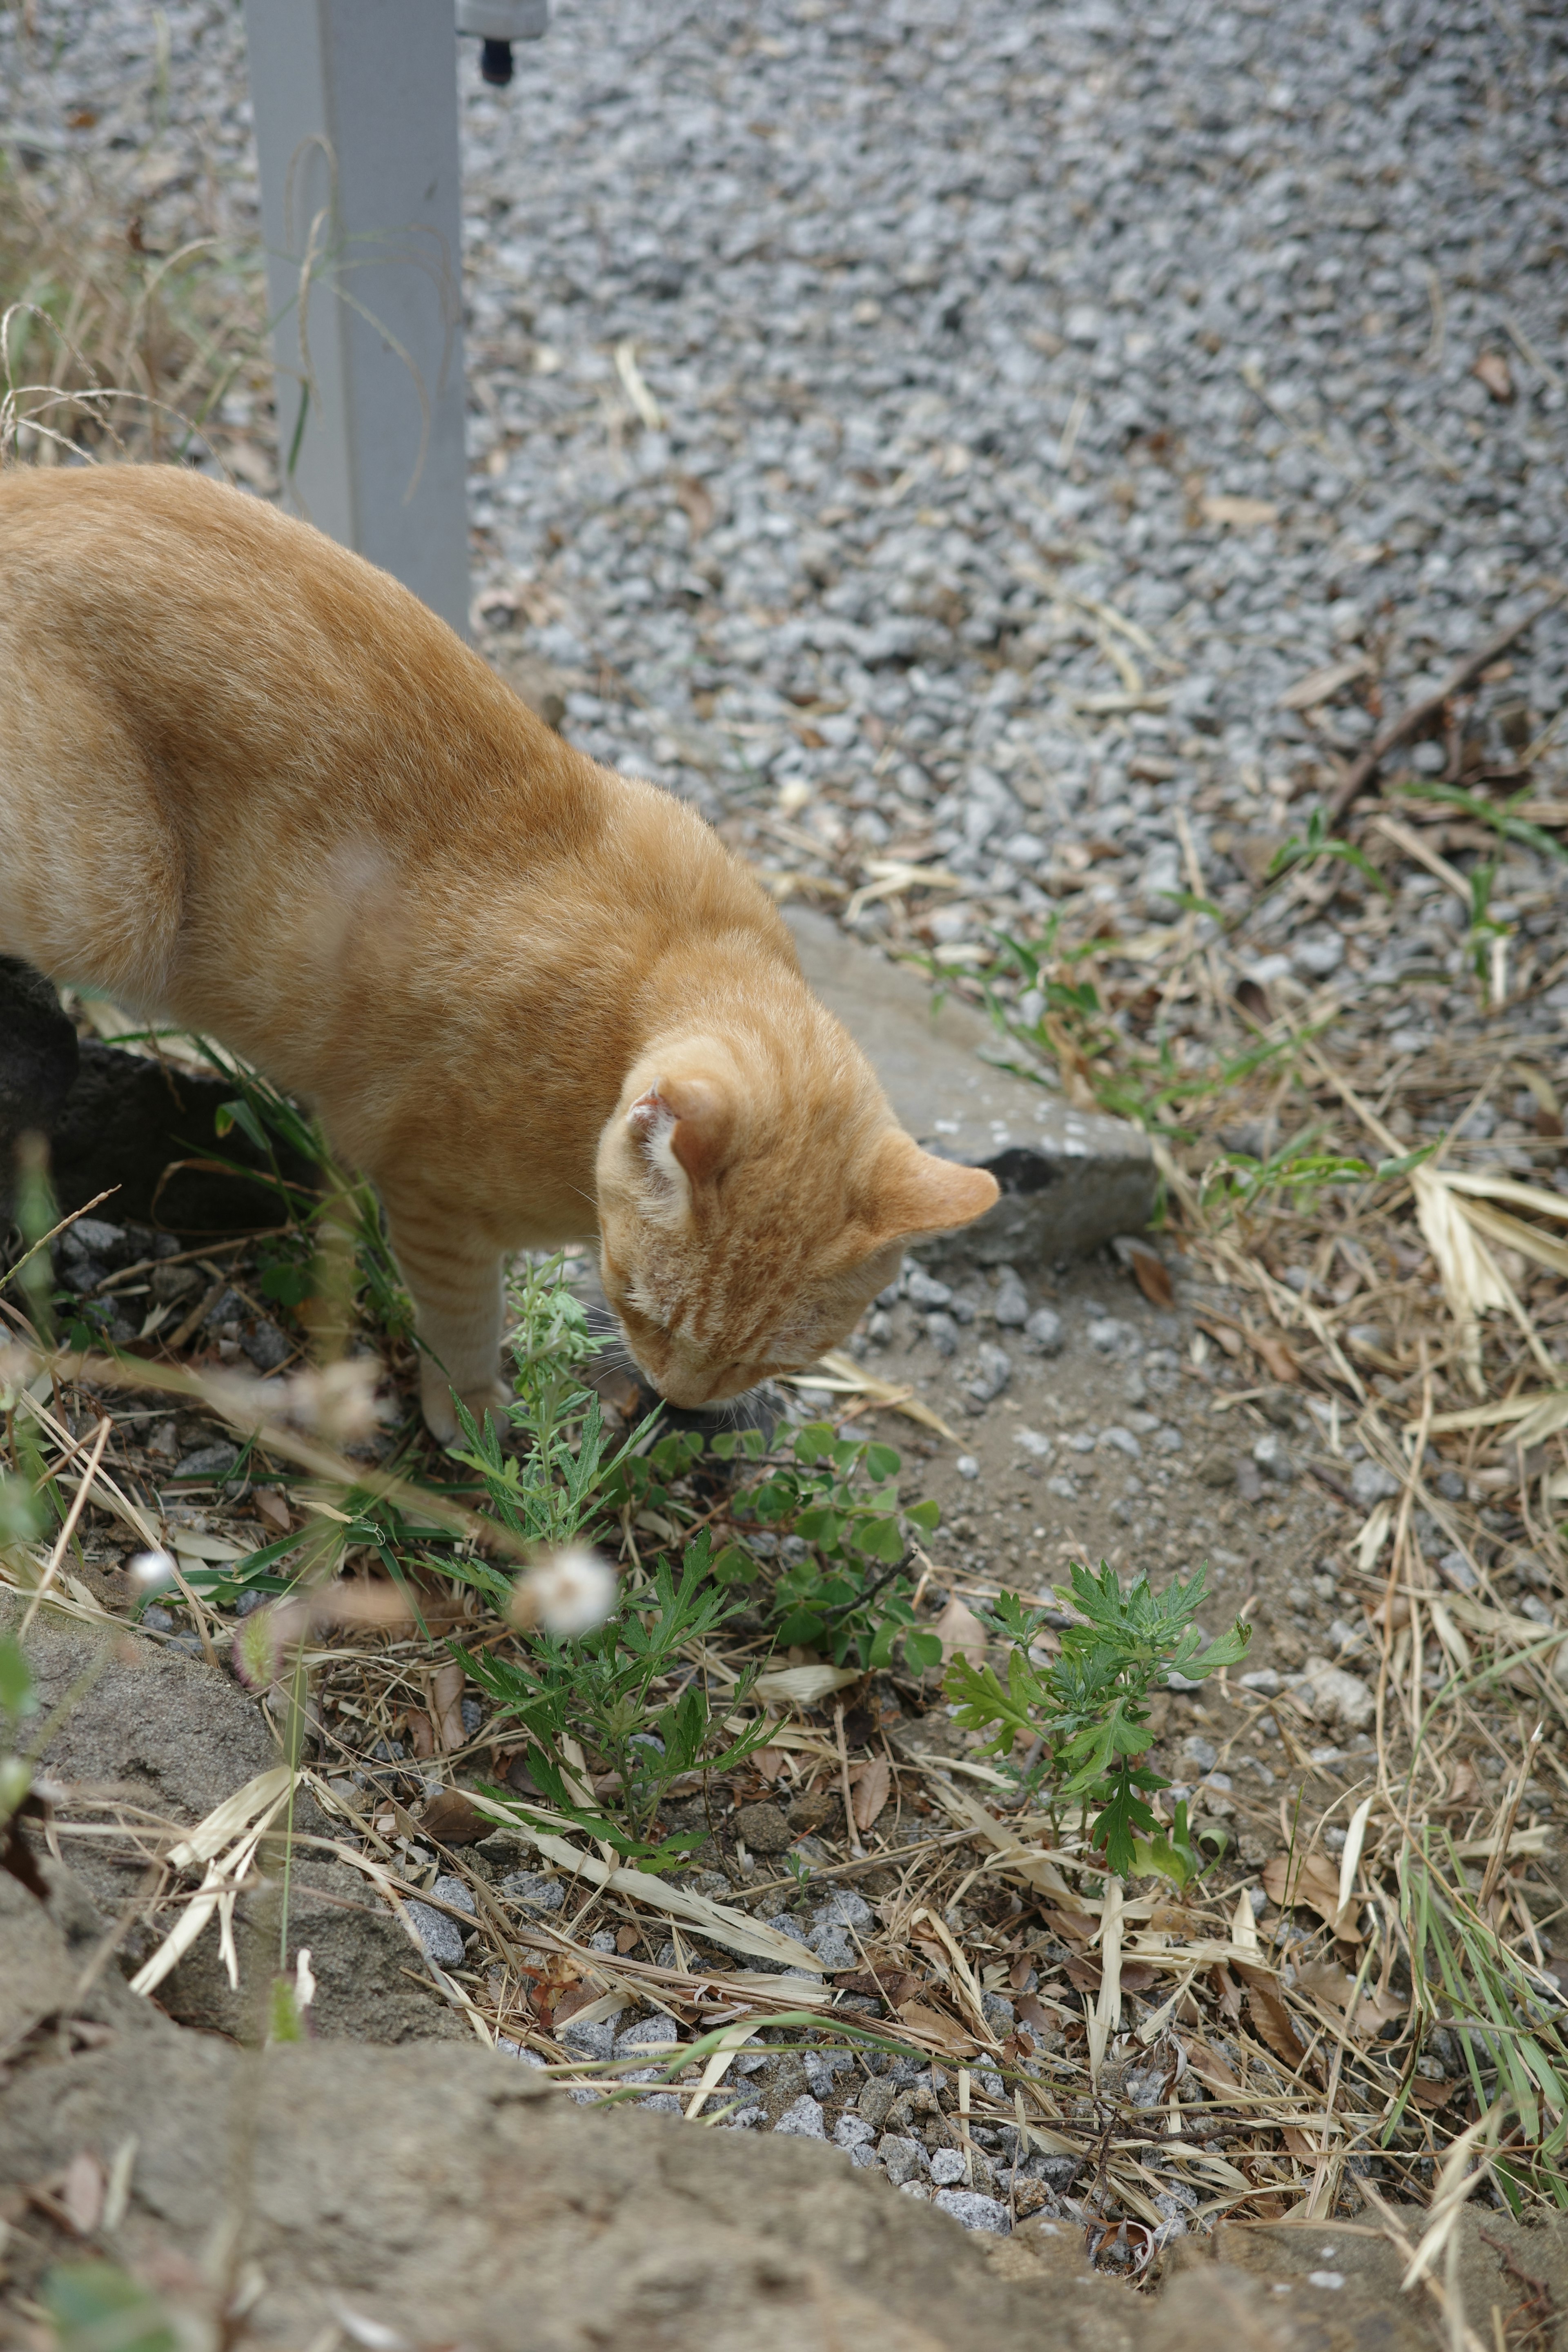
left=0, top=465, right=997, bottom=1436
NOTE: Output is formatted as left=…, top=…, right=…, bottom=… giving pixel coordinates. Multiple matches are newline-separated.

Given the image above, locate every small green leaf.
left=906, top=1498, right=940, bottom=1533
left=43, top=2265, right=176, bottom=2352
left=709, top=1544, right=753, bottom=1585
left=0, top=1634, right=36, bottom=1722
left=864, top=1443, right=902, bottom=1481
left=904, top=1628, right=943, bottom=1675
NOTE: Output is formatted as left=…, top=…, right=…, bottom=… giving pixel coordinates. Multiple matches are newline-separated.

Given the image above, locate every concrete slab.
left=784, top=904, right=1156, bottom=1266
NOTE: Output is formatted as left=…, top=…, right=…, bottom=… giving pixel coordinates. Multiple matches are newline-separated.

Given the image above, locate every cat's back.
left=0, top=462, right=588, bottom=853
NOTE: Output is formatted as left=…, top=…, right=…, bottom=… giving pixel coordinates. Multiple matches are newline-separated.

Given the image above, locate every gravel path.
left=7, top=0, right=1567, bottom=993
left=451, top=0, right=1568, bottom=977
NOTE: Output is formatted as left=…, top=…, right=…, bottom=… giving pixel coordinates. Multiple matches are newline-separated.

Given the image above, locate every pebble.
left=403, top=1900, right=467, bottom=1968
left=992, top=1270, right=1030, bottom=1327
left=501, top=1871, right=565, bottom=1911
left=811, top=1889, right=875, bottom=1931
left=965, top=1342, right=1012, bottom=1405
left=559, top=2017, right=618, bottom=2062
left=933, top=2189, right=1011, bottom=2236
left=773, top=2094, right=828, bottom=2140
left=956, top=1455, right=980, bottom=1481
left=430, top=1874, right=475, bottom=1915
left=929, top=2149, right=967, bottom=2186
left=1021, top=1310, right=1065, bottom=1358
left=877, top=2134, right=927, bottom=2187
left=1253, top=1433, right=1294, bottom=1483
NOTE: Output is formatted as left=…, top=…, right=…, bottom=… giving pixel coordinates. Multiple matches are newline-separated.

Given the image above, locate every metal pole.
left=241, top=0, right=471, bottom=637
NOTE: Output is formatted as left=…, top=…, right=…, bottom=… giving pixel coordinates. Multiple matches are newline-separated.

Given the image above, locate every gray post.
left=242, top=0, right=471, bottom=638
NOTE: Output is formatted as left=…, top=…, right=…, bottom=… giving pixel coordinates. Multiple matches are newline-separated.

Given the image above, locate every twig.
left=835, top=1700, right=865, bottom=1859
left=1327, top=590, right=1568, bottom=824
left=18, top=1414, right=112, bottom=1636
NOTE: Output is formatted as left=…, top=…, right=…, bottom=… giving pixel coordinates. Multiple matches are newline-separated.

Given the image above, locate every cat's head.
left=594, top=1029, right=999, bottom=1408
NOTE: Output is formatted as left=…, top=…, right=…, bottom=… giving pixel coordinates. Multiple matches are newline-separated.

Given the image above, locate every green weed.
left=944, top=1562, right=1250, bottom=1879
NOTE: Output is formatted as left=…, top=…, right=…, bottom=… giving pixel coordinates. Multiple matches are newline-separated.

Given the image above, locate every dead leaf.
left=1249, top=1327, right=1300, bottom=1385
left=851, top=1755, right=891, bottom=1833
left=430, top=1661, right=467, bottom=1754
left=1278, top=653, right=1373, bottom=712
left=1354, top=1983, right=1407, bottom=2039
left=1185, top=2036, right=1242, bottom=2094
left=895, top=1999, right=978, bottom=2058
left=1282, top=2125, right=1319, bottom=2159
left=1410, top=2074, right=1457, bottom=2109
left=420, top=1790, right=487, bottom=1846
left=1232, top=1961, right=1307, bottom=2073
left=549, top=1980, right=601, bottom=2030
left=930, top=1595, right=988, bottom=1671
left=1295, top=1955, right=1356, bottom=2014
left=405, top=1708, right=435, bottom=1761
left=1261, top=1847, right=1361, bottom=1936
left=754, top=1664, right=862, bottom=1706
left=675, top=474, right=715, bottom=541
left=751, top=1745, right=789, bottom=1783
left=252, top=1486, right=293, bottom=1535
left=1473, top=350, right=1515, bottom=403
left=60, top=2150, right=105, bottom=2236
left=1202, top=492, right=1280, bottom=530
left=1128, top=1247, right=1175, bottom=1312
left=1196, top=1316, right=1245, bottom=1358
left=837, top=1966, right=924, bottom=2007
left=1016, top=1991, right=1054, bottom=2037
left=1209, top=1963, right=1243, bottom=2022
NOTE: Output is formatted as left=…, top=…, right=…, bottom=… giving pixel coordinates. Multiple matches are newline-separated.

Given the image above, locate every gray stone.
left=834, top=2114, right=877, bottom=2150
left=1252, top=1432, right=1294, bottom=1482
left=773, top=2093, right=827, bottom=2139
left=1021, top=1307, right=1065, bottom=1356
left=806, top=1923, right=857, bottom=1970
left=992, top=1268, right=1030, bottom=1326
left=501, top=1871, right=565, bottom=1911
left=432, top=1873, right=476, bottom=1915
left=877, top=2133, right=927, bottom=2186
left=405, top=1899, right=468, bottom=1968
left=785, top=906, right=1156, bottom=1267
left=966, top=1341, right=1012, bottom=1403
left=559, top=2016, right=618, bottom=2062
left=933, top=2188, right=1011, bottom=2235
left=811, top=1888, right=875, bottom=1931
left=175, top=1441, right=241, bottom=1481
left=1351, top=1459, right=1400, bottom=1506
left=929, top=2148, right=967, bottom=2185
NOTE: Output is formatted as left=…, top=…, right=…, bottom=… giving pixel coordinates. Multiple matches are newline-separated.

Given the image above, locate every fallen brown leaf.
left=1016, top=1991, right=1054, bottom=2037
left=930, top=1594, right=988, bottom=1671
left=1233, top=1962, right=1307, bottom=2074
left=1410, top=2074, right=1457, bottom=2109
left=550, top=1980, right=602, bottom=2030
left=1128, top=1246, right=1175, bottom=1312
left=675, top=474, right=715, bottom=540
left=837, top=1967, right=925, bottom=2008
left=896, top=1999, right=978, bottom=2058
left=430, top=1661, right=467, bottom=1754
left=851, top=1755, right=891, bottom=1833
left=420, top=1789, right=487, bottom=1847
left=1250, top=1327, right=1299, bottom=1384
left=1184, top=2036, right=1242, bottom=2094
left=1262, top=1847, right=1362, bottom=1937
left=1473, top=350, right=1515, bottom=403
left=405, top=1708, right=436, bottom=1762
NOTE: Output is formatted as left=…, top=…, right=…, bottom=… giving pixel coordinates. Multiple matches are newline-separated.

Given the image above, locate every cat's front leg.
left=380, top=1198, right=509, bottom=1443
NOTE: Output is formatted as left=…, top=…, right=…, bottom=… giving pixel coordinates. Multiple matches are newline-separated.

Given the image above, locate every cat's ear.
left=866, top=1135, right=999, bottom=1243
left=628, top=1075, right=733, bottom=1189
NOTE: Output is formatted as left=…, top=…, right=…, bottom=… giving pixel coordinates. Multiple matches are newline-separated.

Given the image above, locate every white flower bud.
left=129, top=1548, right=178, bottom=1592
left=509, top=1548, right=617, bottom=1637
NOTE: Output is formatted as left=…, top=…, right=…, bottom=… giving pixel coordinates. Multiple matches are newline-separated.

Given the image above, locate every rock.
left=176, top=1441, right=242, bottom=1480
left=905, top=1270, right=954, bottom=1309
left=811, top=1888, right=875, bottom=1931
left=933, top=2188, right=1011, bottom=2235
left=1252, top=1432, right=1294, bottom=1482
left=1021, top=1307, right=1065, bottom=1355
left=0, top=2035, right=1100, bottom=2352
left=501, top=1870, right=566, bottom=1910
left=732, top=1800, right=795, bottom=1854
left=1294, top=1657, right=1376, bottom=1732
left=926, top=1309, right=960, bottom=1356
left=807, top=1922, right=858, bottom=1970
left=956, top=1453, right=981, bottom=1479
left=559, top=2015, right=618, bottom=2062
left=1350, top=1459, right=1400, bottom=1507
left=929, top=2148, right=967, bottom=2185
left=966, top=1341, right=1012, bottom=1404
left=399, top=1898, right=468, bottom=1968
left=835, top=2115, right=877, bottom=2149
left=773, top=2093, right=828, bottom=2139
left=785, top=905, right=1157, bottom=1267
left=877, top=2133, right=927, bottom=2185
left=13, top=1002, right=316, bottom=1230
left=992, top=1267, right=1030, bottom=1326
left=0, top=957, right=80, bottom=1208
left=431, top=1872, right=476, bottom=1915
left=1087, top=1317, right=1140, bottom=1358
